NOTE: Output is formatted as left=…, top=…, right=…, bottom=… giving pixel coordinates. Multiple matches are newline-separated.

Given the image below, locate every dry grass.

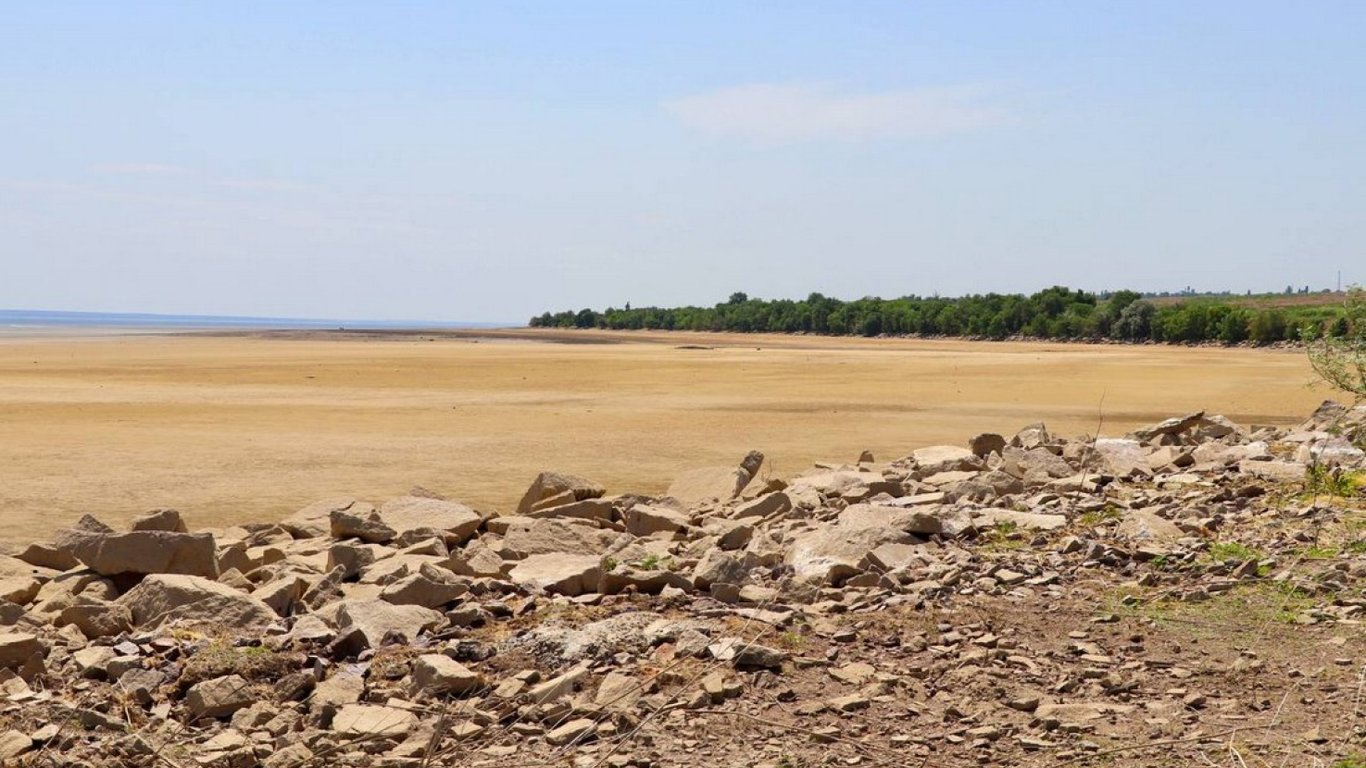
left=0, top=329, right=1329, bottom=544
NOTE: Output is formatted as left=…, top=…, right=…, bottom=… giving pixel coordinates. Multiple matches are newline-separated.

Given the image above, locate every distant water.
left=0, top=308, right=507, bottom=335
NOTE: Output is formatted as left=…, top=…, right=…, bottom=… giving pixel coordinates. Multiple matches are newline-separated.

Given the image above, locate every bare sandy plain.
left=0, top=328, right=1329, bottom=546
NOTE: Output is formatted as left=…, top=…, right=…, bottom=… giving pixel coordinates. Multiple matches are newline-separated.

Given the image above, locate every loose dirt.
left=0, top=329, right=1328, bottom=545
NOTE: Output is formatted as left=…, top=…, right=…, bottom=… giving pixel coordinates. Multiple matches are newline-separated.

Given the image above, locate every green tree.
left=1306, top=287, right=1366, bottom=399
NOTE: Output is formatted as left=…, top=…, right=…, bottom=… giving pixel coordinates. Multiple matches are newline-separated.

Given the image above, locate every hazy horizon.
left=3, top=2, right=1363, bottom=321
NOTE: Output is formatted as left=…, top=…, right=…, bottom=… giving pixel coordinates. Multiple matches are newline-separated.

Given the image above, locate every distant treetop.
left=529, top=286, right=1355, bottom=345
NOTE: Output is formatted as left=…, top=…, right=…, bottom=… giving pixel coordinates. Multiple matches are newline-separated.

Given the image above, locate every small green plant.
left=1345, top=540, right=1366, bottom=554
left=1078, top=504, right=1122, bottom=527
left=981, top=520, right=1025, bottom=550
left=776, top=631, right=806, bottom=650
left=1305, top=464, right=1365, bottom=498
left=1334, top=753, right=1366, bottom=768
left=634, top=553, right=672, bottom=571
left=602, top=557, right=618, bottom=572
left=1302, top=545, right=1340, bottom=560
left=1149, top=554, right=1182, bottom=572
left=1207, top=541, right=1265, bottom=563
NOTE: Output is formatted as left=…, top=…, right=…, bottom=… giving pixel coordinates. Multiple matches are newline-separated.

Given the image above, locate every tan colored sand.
left=0, top=330, right=1329, bottom=545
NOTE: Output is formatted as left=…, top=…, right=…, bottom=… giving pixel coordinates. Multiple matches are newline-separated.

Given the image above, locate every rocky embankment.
left=1, top=403, right=1364, bottom=767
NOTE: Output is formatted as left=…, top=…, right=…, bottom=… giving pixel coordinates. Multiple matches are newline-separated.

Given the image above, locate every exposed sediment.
left=0, top=402, right=1363, bottom=766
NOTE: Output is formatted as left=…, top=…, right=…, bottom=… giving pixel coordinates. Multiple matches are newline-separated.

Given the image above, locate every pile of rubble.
left=0, top=402, right=1363, bottom=767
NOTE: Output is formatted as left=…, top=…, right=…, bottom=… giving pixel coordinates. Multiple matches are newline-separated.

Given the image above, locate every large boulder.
left=910, top=445, right=977, bottom=475
left=507, top=554, right=602, bottom=596
left=185, top=674, right=253, bottom=720
left=1132, top=411, right=1205, bottom=442
left=52, top=526, right=218, bottom=579
left=116, top=575, right=277, bottom=630
left=1116, top=509, right=1185, bottom=548
left=666, top=451, right=764, bottom=507
left=784, top=525, right=913, bottom=585
left=516, top=472, right=605, bottom=516
left=335, top=599, right=443, bottom=649
left=129, top=508, right=188, bottom=532
left=329, top=508, right=395, bottom=544
left=840, top=503, right=943, bottom=535
left=410, top=654, right=485, bottom=696
left=331, top=704, right=417, bottom=737
left=0, top=633, right=43, bottom=671
left=281, top=497, right=362, bottom=539
left=379, top=564, right=468, bottom=609
left=377, top=497, right=482, bottom=543
left=499, top=519, right=622, bottom=558
left=624, top=505, right=690, bottom=536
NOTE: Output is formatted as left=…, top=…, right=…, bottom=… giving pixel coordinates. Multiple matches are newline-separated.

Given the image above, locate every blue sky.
left=2, top=2, right=1362, bottom=321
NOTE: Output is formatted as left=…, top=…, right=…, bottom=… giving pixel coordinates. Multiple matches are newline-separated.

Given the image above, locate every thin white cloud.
left=215, top=178, right=309, bottom=192
left=92, top=162, right=191, bottom=175
left=663, top=83, right=1008, bottom=142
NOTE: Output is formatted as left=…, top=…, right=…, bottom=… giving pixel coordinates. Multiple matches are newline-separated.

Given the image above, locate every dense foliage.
left=530, top=287, right=1354, bottom=345
left=1306, top=288, right=1366, bottom=398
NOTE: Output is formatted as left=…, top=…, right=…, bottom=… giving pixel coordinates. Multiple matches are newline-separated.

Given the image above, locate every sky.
left=1, top=1, right=1363, bottom=322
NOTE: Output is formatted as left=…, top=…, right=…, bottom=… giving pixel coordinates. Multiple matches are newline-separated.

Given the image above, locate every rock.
left=329, top=508, right=395, bottom=544
left=335, top=599, right=443, bottom=649
left=281, top=497, right=360, bottom=538
left=500, top=518, right=621, bottom=558
left=507, top=554, right=602, bottom=596
left=0, top=634, right=42, bottom=670
left=331, top=704, right=417, bottom=737
left=15, top=542, right=80, bottom=571
left=516, top=472, right=606, bottom=515
left=692, top=549, right=748, bottom=590
left=310, top=671, right=364, bottom=725
left=974, top=509, right=1067, bottom=532
left=56, top=601, right=134, bottom=639
left=1012, top=422, right=1051, bottom=449
left=624, top=504, right=690, bottom=536
left=840, top=503, right=943, bottom=535
left=911, top=445, right=977, bottom=474
left=379, top=564, right=468, bottom=609
left=1002, top=447, right=1073, bottom=481
left=1091, top=438, right=1149, bottom=476
left=1035, top=701, right=1135, bottom=725
left=0, top=731, right=32, bottom=760
left=715, top=521, right=755, bottom=550
left=860, top=542, right=922, bottom=572
left=445, top=543, right=507, bottom=578
left=732, top=492, right=792, bottom=520
left=117, top=574, right=277, bottom=630
left=968, top=433, right=1007, bottom=458
left=1238, top=460, right=1305, bottom=483
left=52, top=527, right=218, bottom=578
left=119, top=668, right=165, bottom=706
left=785, top=524, right=913, bottom=585
left=185, top=674, right=254, bottom=720
left=410, top=654, right=485, bottom=696
left=525, top=497, right=615, bottom=523
left=1296, top=436, right=1366, bottom=467
left=546, top=717, right=597, bottom=746
left=599, top=566, right=692, bottom=595
left=0, top=576, right=40, bottom=606
left=1116, top=509, right=1184, bottom=548
left=130, top=508, right=188, bottom=532
left=251, top=575, right=309, bottom=616
left=378, top=496, right=482, bottom=542
left=731, top=642, right=787, bottom=671
left=595, top=671, right=644, bottom=711
left=1132, top=412, right=1204, bottom=442
left=667, top=451, right=764, bottom=506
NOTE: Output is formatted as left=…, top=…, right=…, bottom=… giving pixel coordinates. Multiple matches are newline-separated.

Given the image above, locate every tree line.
left=529, top=286, right=1355, bottom=344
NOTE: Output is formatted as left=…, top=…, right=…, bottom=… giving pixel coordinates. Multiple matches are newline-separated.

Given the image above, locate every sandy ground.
left=0, top=329, right=1330, bottom=546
